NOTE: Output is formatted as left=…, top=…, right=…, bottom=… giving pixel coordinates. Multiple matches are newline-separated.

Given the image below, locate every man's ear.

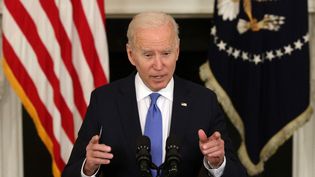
left=126, top=43, right=135, bottom=66
left=176, top=39, right=180, bottom=61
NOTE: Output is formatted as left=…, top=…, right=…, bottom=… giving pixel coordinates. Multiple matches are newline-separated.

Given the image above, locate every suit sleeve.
left=206, top=93, right=248, bottom=177
left=62, top=91, right=102, bottom=177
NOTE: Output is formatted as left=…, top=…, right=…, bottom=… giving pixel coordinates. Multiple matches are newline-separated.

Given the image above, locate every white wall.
left=104, top=0, right=314, bottom=15
left=293, top=13, right=315, bottom=177
left=105, top=0, right=214, bottom=16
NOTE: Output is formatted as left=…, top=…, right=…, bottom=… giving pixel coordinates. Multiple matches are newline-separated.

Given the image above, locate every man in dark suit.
left=62, top=12, right=247, bottom=177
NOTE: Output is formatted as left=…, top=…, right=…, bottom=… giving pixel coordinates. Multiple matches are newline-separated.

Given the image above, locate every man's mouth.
left=151, top=75, right=165, bottom=81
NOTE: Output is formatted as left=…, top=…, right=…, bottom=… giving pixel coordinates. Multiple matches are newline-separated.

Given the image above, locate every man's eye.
left=162, top=52, right=171, bottom=56
left=162, top=51, right=172, bottom=56
left=143, top=53, right=153, bottom=58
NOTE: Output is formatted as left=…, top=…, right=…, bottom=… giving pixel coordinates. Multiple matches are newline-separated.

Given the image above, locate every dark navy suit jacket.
left=62, top=73, right=247, bottom=177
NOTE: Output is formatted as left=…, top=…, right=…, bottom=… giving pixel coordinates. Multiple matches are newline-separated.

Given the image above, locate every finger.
left=89, top=144, right=112, bottom=152
left=90, top=135, right=100, bottom=144
left=209, top=131, right=221, bottom=140
left=93, top=158, right=112, bottom=165
left=90, top=151, right=114, bottom=160
left=198, top=129, right=208, bottom=143
left=87, top=156, right=112, bottom=165
left=206, top=150, right=224, bottom=158
left=86, top=146, right=114, bottom=166
left=200, top=139, right=224, bottom=153
left=201, top=145, right=222, bottom=155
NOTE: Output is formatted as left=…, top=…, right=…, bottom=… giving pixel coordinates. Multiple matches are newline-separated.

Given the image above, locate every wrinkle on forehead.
left=132, top=24, right=179, bottom=51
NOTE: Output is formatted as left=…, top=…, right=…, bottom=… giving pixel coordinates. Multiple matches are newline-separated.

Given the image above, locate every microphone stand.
left=154, top=162, right=172, bottom=177
left=149, top=162, right=164, bottom=177
left=156, top=163, right=164, bottom=177
left=156, top=162, right=178, bottom=177
left=148, top=157, right=180, bottom=177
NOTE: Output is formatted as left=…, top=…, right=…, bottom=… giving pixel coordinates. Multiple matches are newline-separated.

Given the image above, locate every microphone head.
left=166, top=136, right=180, bottom=160
left=136, top=135, right=151, bottom=152
left=136, top=136, right=151, bottom=161
left=165, top=136, right=181, bottom=177
left=136, top=136, right=152, bottom=177
left=166, top=135, right=179, bottom=151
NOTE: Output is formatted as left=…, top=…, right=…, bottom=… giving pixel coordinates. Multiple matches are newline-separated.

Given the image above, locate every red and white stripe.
left=2, top=0, right=109, bottom=176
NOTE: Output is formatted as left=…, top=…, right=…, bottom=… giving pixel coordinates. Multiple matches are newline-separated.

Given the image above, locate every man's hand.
left=198, top=129, right=225, bottom=169
left=83, top=135, right=113, bottom=176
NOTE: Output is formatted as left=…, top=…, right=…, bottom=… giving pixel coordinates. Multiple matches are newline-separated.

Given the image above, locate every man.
left=62, top=12, right=247, bottom=177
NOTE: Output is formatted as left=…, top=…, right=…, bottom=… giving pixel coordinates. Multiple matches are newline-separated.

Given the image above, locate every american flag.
left=1, top=0, right=109, bottom=177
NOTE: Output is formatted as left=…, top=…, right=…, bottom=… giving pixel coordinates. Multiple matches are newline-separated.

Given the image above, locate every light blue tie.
left=144, top=93, right=162, bottom=177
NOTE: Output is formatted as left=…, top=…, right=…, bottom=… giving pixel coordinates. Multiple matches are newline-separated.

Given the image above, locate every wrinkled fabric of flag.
left=200, top=0, right=313, bottom=175
left=1, top=1, right=109, bottom=177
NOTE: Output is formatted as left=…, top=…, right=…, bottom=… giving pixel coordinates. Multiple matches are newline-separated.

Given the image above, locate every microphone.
left=136, top=136, right=153, bottom=177
left=165, top=136, right=181, bottom=177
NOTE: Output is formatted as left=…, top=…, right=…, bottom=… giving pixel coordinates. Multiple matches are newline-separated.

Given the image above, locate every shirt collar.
left=135, top=72, right=174, bottom=101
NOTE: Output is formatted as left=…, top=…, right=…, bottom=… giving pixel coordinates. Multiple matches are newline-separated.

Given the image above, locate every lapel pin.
left=181, top=102, right=187, bottom=107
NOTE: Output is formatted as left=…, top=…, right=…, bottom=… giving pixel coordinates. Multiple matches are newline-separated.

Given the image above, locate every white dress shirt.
left=135, top=73, right=173, bottom=161
left=81, top=73, right=225, bottom=177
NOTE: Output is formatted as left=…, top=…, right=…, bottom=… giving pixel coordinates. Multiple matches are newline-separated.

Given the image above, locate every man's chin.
left=150, top=83, right=167, bottom=91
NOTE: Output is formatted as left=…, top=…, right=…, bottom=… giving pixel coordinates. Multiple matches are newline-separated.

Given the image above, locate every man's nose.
left=153, top=57, right=163, bottom=70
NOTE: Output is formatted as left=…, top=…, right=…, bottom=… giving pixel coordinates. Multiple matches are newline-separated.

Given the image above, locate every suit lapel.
left=170, top=76, right=191, bottom=141
left=117, top=74, right=142, bottom=151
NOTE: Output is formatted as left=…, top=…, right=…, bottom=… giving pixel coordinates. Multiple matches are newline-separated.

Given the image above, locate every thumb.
left=198, top=129, right=208, bottom=143
left=90, top=135, right=100, bottom=144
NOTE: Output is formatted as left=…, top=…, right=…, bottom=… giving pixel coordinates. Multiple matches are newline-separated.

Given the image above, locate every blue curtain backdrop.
left=200, top=0, right=313, bottom=175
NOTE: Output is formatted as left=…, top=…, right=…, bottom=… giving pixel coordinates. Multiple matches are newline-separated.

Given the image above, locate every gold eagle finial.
left=217, top=0, right=285, bottom=34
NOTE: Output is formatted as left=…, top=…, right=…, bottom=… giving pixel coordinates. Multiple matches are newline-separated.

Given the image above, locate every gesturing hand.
left=198, top=129, right=225, bottom=169
left=83, top=135, right=114, bottom=176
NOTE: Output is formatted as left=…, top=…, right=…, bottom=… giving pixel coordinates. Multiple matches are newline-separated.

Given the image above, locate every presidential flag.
left=200, top=0, right=312, bottom=175
left=1, top=1, right=109, bottom=177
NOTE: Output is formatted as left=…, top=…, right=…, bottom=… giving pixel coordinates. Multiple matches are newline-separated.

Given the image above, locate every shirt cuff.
left=203, top=156, right=226, bottom=177
left=81, top=158, right=100, bottom=177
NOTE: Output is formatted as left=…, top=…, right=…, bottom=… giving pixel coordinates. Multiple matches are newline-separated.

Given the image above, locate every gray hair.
left=127, top=12, right=179, bottom=46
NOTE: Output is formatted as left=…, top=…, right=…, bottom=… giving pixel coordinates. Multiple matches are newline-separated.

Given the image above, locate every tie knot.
left=149, top=93, right=160, bottom=105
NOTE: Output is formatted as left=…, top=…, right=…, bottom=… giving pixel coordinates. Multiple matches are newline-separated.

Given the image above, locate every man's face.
left=127, top=23, right=179, bottom=92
